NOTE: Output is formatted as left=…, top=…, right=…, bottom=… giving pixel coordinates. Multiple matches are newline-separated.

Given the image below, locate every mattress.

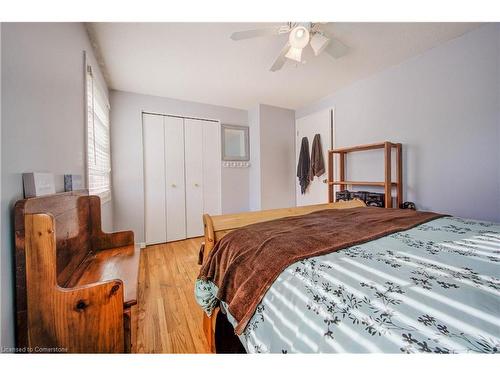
left=196, top=216, right=500, bottom=353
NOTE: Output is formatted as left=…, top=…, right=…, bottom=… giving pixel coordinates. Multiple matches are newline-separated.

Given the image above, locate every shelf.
left=329, top=142, right=400, bottom=154
left=327, top=141, right=403, bottom=208
left=329, top=181, right=398, bottom=187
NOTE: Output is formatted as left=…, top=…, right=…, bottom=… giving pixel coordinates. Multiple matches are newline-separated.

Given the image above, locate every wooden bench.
left=14, top=191, right=140, bottom=353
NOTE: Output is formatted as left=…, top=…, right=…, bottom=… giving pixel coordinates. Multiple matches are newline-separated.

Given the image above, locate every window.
left=86, top=64, right=111, bottom=202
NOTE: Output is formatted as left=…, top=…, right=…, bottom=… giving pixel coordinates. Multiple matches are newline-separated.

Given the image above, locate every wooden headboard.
left=201, top=199, right=366, bottom=264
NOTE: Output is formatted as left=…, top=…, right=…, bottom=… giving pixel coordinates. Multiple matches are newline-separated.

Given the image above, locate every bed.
left=195, top=201, right=500, bottom=354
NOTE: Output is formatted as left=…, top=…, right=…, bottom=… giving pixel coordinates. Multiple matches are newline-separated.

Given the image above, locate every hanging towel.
left=297, top=137, right=310, bottom=194
left=309, top=133, right=325, bottom=180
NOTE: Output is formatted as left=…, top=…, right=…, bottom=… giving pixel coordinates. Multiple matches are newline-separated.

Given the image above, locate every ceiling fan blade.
left=230, top=27, right=280, bottom=41
left=323, top=36, right=349, bottom=59
left=269, top=43, right=291, bottom=72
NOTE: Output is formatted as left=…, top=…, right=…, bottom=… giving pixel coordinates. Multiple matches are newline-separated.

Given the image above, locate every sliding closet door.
left=202, top=121, right=222, bottom=215
left=164, top=116, right=186, bottom=241
left=143, top=114, right=167, bottom=245
left=184, top=119, right=204, bottom=237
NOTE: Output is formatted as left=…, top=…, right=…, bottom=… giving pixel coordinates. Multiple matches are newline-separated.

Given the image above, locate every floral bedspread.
left=196, top=217, right=500, bottom=353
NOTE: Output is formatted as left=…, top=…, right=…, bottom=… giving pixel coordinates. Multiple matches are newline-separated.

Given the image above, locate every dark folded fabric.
left=198, top=207, right=446, bottom=335
left=309, top=133, right=325, bottom=180
left=198, top=242, right=205, bottom=265
left=297, top=137, right=310, bottom=194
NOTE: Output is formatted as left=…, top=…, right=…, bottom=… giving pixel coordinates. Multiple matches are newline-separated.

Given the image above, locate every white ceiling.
left=90, top=22, right=482, bottom=110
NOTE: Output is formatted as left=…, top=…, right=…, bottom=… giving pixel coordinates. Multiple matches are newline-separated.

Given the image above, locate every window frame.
left=85, top=54, right=111, bottom=204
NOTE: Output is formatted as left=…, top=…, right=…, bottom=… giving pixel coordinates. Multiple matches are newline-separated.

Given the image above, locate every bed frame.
left=200, top=199, right=366, bottom=353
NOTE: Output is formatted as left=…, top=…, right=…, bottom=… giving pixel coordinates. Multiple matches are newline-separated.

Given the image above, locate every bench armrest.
left=61, top=279, right=126, bottom=352
left=92, top=230, right=135, bottom=251
left=88, top=195, right=135, bottom=251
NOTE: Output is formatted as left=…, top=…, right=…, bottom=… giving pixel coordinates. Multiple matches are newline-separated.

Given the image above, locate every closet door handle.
left=171, top=184, right=177, bottom=188
left=194, top=183, right=200, bottom=187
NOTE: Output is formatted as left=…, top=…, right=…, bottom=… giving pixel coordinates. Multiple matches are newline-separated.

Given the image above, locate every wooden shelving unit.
left=327, top=141, right=403, bottom=208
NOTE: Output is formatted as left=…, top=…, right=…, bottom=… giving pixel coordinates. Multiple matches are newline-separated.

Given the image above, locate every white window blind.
left=86, top=65, right=111, bottom=202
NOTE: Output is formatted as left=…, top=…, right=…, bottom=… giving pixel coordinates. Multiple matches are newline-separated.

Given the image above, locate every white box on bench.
left=22, top=172, right=56, bottom=198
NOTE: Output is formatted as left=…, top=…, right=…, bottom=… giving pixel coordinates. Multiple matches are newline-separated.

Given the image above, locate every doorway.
left=295, top=108, right=334, bottom=206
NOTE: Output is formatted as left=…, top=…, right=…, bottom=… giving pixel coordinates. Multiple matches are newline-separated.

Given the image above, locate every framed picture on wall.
left=221, top=124, right=250, bottom=161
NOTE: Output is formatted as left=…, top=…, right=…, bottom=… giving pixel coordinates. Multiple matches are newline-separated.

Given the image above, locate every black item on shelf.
left=335, top=190, right=385, bottom=208
left=400, top=201, right=416, bottom=210
left=336, top=190, right=352, bottom=201
left=365, top=192, right=385, bottom=208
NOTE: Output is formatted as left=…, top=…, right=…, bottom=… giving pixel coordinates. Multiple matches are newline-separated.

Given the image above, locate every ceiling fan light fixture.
left=285, top=46, right=303, bottom=62
left=288, top=26, right=310, bottom=49
left=310, top=33, right=330, bottom=56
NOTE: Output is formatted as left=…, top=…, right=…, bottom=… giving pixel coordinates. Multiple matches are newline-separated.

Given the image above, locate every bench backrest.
left=15, top=190, right=92, bottom=285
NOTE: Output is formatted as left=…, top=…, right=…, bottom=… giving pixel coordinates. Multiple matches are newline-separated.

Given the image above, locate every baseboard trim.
left=138, top=242, right=146, bottom=249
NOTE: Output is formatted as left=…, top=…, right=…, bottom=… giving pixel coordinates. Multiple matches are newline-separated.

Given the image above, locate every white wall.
left=1, top=23, right=110, bottom=349
left=248, top=104, right=296, bottom=210
left=248, top=105, right=261, bottom=211
left=297, top=24, right=500, bottom=222
left=259, top=104, right=296, bottom=209
left=0, top=22, right=3, bottom=348
left=110, top=90, right=248, bottom=244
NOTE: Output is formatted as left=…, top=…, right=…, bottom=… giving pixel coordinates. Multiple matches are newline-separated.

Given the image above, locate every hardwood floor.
left=136, top=237, right=211, bottom=353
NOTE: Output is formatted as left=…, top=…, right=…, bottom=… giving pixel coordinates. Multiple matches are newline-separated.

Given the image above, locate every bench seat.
left=66, top=244, right=141, bottom=308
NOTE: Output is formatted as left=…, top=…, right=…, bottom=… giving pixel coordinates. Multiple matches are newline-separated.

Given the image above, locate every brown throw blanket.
left=309, top=133, right=325, bottom=180
left=198, top=207, right=445, bottom=335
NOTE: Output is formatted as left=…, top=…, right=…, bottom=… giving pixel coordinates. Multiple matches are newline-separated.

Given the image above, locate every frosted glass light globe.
left=288, top=26, right=310, bottom=49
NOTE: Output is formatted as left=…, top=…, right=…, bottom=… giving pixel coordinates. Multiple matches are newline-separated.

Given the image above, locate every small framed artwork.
left=64, top=174, right=84, bottom=192
left=221, top=124, right=249, bottom=161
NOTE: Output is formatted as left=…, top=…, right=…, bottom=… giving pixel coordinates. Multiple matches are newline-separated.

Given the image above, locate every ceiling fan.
left=230, top=22, right=348, bottom=72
